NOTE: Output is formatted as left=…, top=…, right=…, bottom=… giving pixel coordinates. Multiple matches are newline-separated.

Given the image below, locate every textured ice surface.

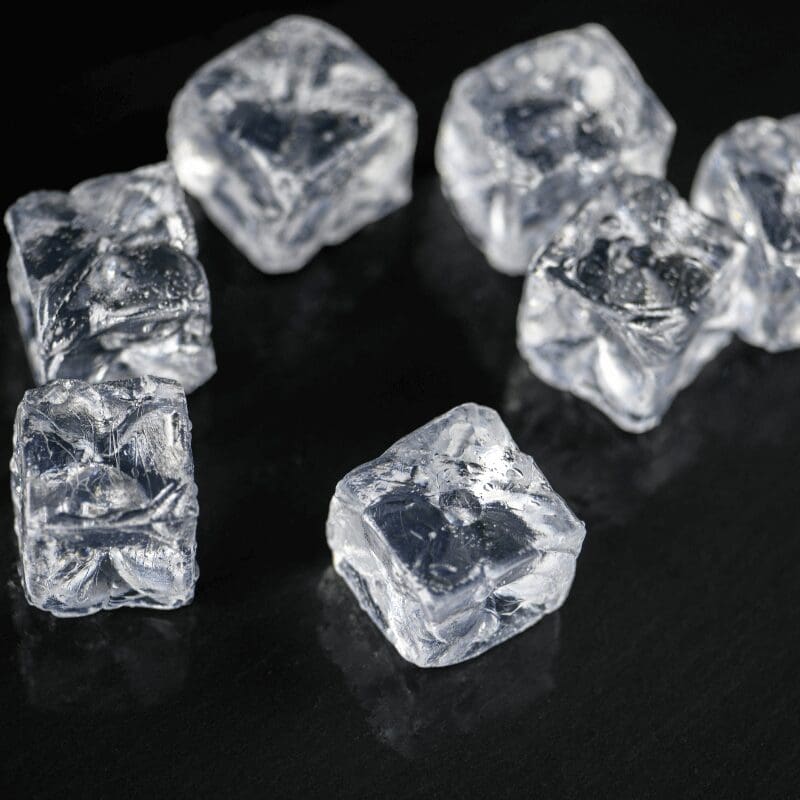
left=692, top=115, right=800, bottom=351
left=5, top=163, right=216, bottom=393
left=435, top=24, right=675, bottom=274
left=517, top=175, right=747, bottom=433
left=325, top=403, right=585, bottom=667
left=168, top=15, right=417, bottom=273
left=11, top=377, right=199, bottom=617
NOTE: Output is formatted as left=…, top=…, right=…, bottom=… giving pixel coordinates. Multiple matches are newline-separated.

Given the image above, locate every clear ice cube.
left=517, top=174, right=747, bottom=433
left=691, top=114, right=800, bottom=351
left=168, top=15, right=417, bottom=273
left=435, top=23, right=675, bottom=274
left=5, top=162, right=216, bottom=393
left=11, top=377, right=199, bottom=617
left=325, top=403, right=585, bottom=668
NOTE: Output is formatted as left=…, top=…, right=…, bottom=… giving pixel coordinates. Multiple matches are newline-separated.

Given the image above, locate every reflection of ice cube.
left=12, top=377, right=199, bottom=617
left=503, top=356, right=700, bottom=526
left=317, top=567, right=560, bottom=758
left=169, top=16, right=416, bottom=273
left=4, top=163, right=215, bottom=392
left=326, top=402, right=584, bottom=667
left=517, top=175, right=747, bottom=432
left=411, top=175, right=523, bottom=379
left=10, top=577, right=195, bottom=712
left=504, top=342, right=800, bottom=527
left=436, top=24, right=674, bottom=274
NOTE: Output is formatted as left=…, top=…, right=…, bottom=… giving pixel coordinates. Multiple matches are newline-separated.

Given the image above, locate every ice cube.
left=168, top=15, right=417, bottom=273
left=691, top=114, right=800, bottom=351
left=11, top=377, right=199, bottom=617
left=5, top=162, right=216, bottom=393
left=325, top=403, right=585, bottom=667
left=436, top=24, right=674, bottom=274
left=517, top=174, right=747, bottom=432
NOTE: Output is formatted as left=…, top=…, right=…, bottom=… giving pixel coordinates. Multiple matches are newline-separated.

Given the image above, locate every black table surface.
left=2, top=3, right=799, bottom=798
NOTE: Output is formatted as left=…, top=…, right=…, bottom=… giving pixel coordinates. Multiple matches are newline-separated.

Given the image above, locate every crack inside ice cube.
left=435, top=23, right=675, bottom=274
left=11, top=377, right=200, bottom=617
left=691, top=114, right=800, bottom=351
left=5, top=163, right=216, bottom=393
left=326, top=403, right=585, bottom=667
left=517, top=174, right=748, bottom=433
left=168, top=15, right=417, bottom=273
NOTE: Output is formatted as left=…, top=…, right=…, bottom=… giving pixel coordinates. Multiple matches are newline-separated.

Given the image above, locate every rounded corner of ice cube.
left=577, top=22, right=618, bottom=43
left=270, top=14, right=333, bottom=35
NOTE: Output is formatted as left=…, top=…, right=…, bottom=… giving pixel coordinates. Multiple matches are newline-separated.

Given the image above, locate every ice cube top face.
left=4, top=163, right=216, bottom=393
left=691, top=115, right=800, bottom=351
left=326, top=403, right=585, bottom=668
left=517, top=175, right=747, bottom=433
left=435, top=23, right=675, bottom=274
left=11, top=377, right=199, bottom=617
left=168, top=15, right=417, bottom=274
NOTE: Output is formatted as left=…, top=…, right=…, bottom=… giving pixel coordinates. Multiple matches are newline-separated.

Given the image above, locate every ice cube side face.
left=325, top=403, right=585, bottom=668
left=517, top=175, right=747, bottom=433
left=435, top=23, right=675, bottom=274
left=4, top=162, right=216, bottom=393
left=167, top=15, right=417, bottom=273
left=11, top=377, right=199, bottom=617
left=691, top=114, right=800, bottom=351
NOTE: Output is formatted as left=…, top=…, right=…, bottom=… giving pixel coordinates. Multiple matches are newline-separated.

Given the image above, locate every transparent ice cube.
left=691, top=114, right=800, bottom=351
left=5, top=163, right=216, bottom=393
left=11, top=377, right=199, bottom=617
left=168, top=15, right=417, bottom=273
left=517, top=174, right=747, bottom=433
left=435, top=23, right=674, bottom=274
left=326, top=403, right=585, bottom=667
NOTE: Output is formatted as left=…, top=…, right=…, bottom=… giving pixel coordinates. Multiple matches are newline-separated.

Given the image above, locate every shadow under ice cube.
left=517, top=175, right=747, bottom=433
left=691, top=114, right=800, bottom=351
left=435, top=23, right=674, bottom=274
left=11, top=377, right=199, bottom=617
left=326, top=403, right=585, bottom=668
left=5, top=163, right=216, bottom=393
left=168, top=15, right=417, bottom=273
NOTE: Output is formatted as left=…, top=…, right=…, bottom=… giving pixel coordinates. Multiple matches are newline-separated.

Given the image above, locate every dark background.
left=2, top=2, right=799, bottom=797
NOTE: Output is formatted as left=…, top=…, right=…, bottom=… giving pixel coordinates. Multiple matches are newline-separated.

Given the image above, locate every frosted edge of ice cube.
left=326, top=402, right=586, bottom=668
left=517, top=174, right=748, bottom=433
left=4, top=162, right=217, bottom=393
left=11, top=376, right=199, bottom=617
left=691, top=114, right=800, bottom=352
left=168, top=14, right=417, bottom=274
left=435, top=23, right=675, bottom=275
left=71, top=162, right=200, bottom=255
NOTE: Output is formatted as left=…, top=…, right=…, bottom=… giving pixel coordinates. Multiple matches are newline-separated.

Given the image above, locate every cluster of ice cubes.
left=5, top=15, right=797, bottom=668
left=436, top=23, right=798, bottom=432
left=6, top=16, right=419, bottom=623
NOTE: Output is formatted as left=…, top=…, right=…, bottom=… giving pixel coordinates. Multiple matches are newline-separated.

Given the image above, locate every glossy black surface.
left=2, top=4, right=799, bottom=797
